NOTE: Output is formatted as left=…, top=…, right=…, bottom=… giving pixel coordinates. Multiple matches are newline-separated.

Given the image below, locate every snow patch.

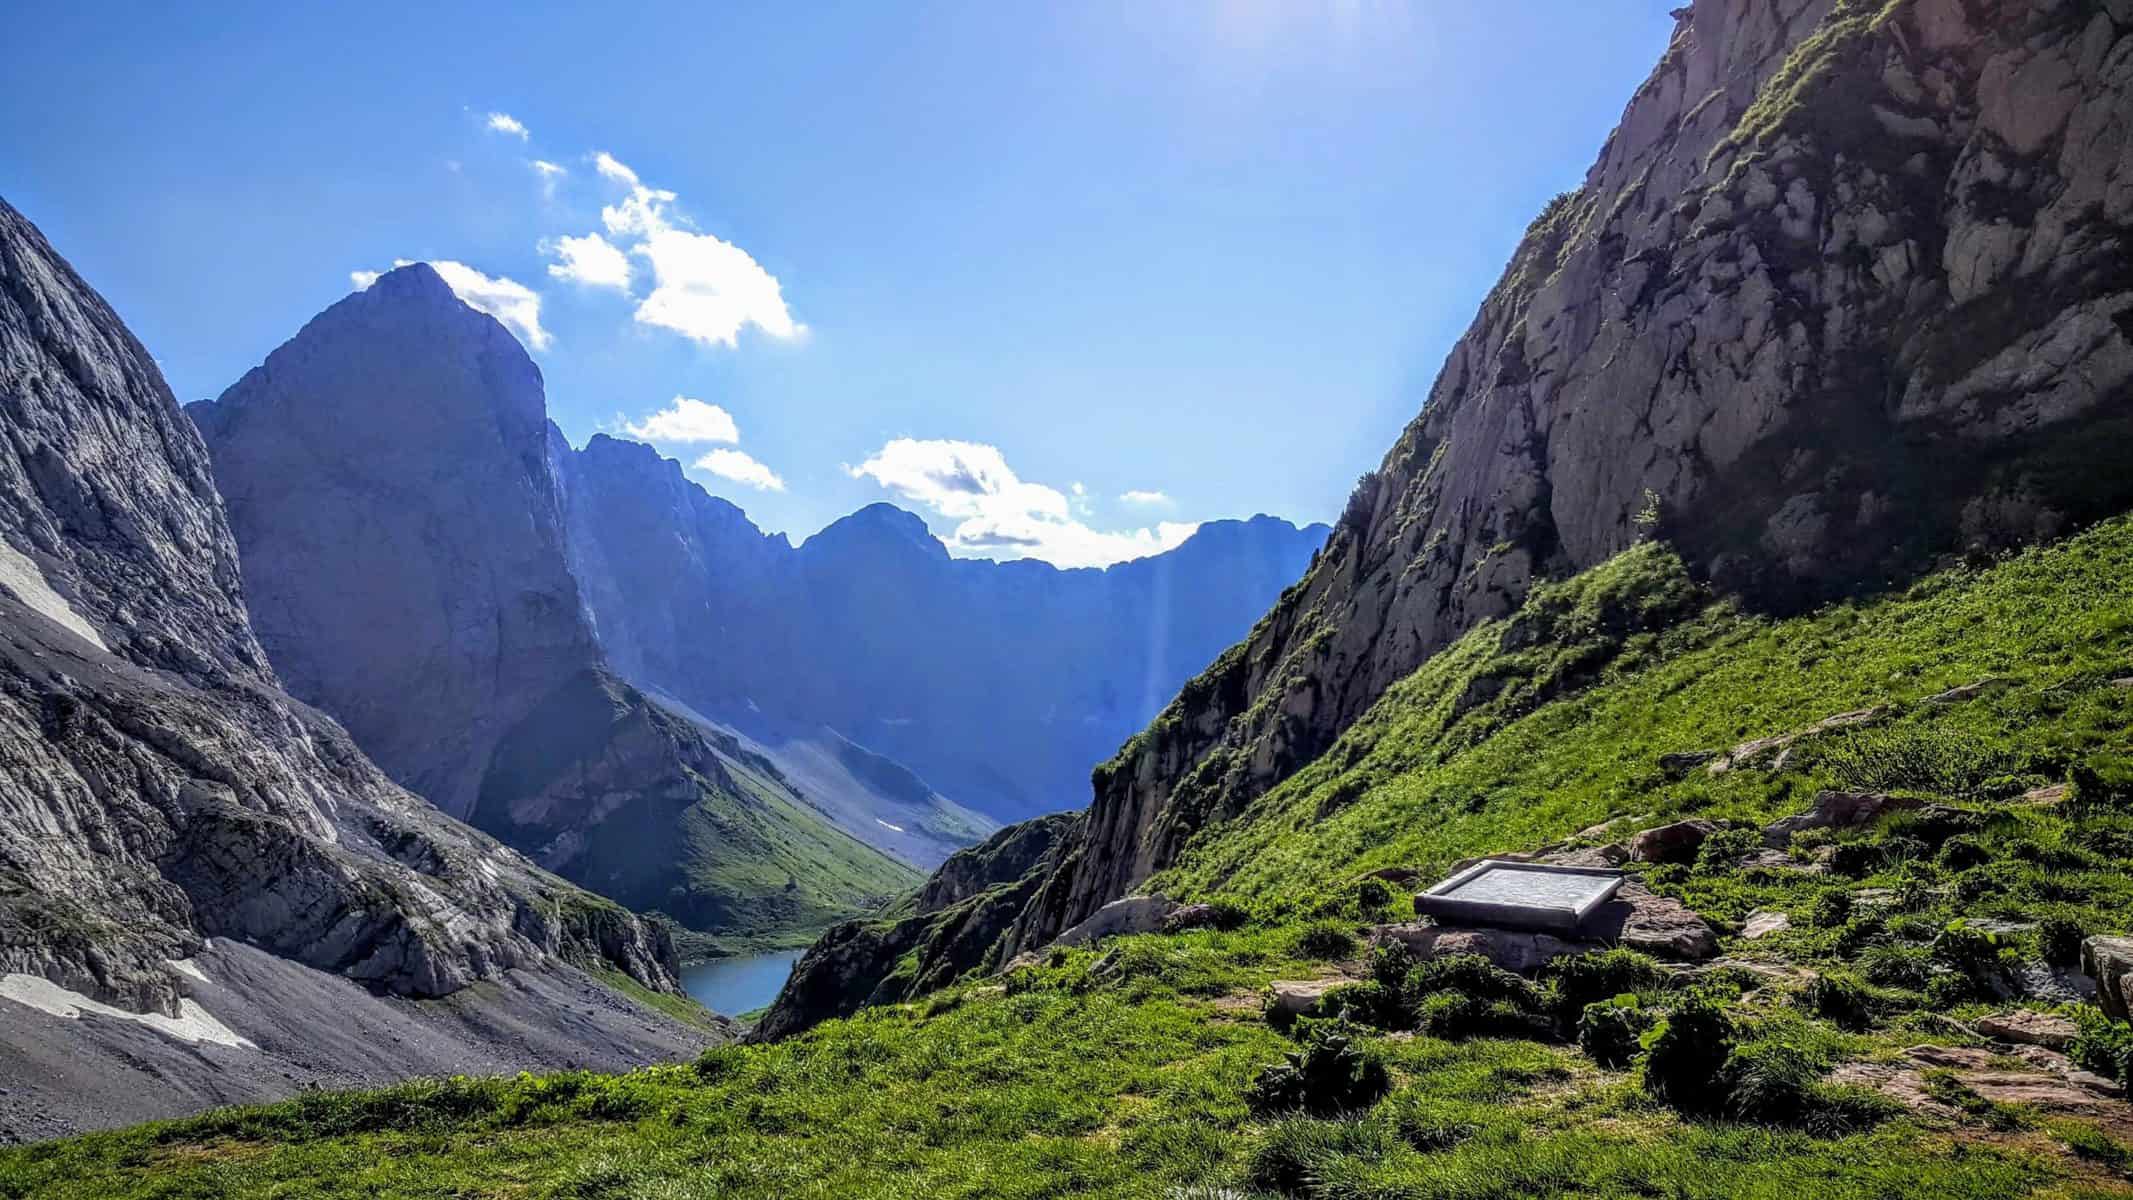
left=0, top=974, right=255, bottom=1049
left=167, top=958, right=210, bottom=984
left=875, top=819, right=906, bottom=833
left=0, top=541, right=106, bottom=651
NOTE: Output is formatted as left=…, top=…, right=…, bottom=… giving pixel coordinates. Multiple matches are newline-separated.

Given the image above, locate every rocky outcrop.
left=0, top=197, right=685, bottom=1037
left=751, top=813, right=1085, bottom=1040
left=993, top=0, right=2133, bottom=955
left=189, top=266, right=915, bottom=941
left=2082, top=935, right=2133, bottom=1021
left=1762, top=789, right=1922, bottom=846
left=556, top=433, right=1329, bottom=826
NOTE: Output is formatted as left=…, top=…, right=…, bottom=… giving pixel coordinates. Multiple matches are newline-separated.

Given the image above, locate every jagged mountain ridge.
left=763, top=0, right=2133, bottom=1032
left=555, top=430, right=1330, bottom=826
left=189, top=265, right=916, bottom=943
left=0, top=196, right=710, bottom=1137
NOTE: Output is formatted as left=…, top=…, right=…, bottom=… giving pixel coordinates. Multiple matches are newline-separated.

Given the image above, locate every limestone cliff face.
left=0, top=197, right=678, bottom=1024
left=190, top=265, right=596, bottom=822
left=192, top=269, right=914, bottom=938
left=1021, top=0, right=2133, bottom=951
left=763, top=0, right=2133, bottom=1031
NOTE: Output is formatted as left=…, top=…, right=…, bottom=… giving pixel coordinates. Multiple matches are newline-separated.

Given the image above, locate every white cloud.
left=693, top=448, right=786, bottom=492
left=531, top=159, right=567, bottom=197
left=424, top=260, right=552, bottom=351
left=1119, top=489, right=1172, bottom=506
left=624, top=396, right=739, bottom=444
left=486, top=112, right=530, bottom=140
left=592, top=151, right=640, bottom=187
left=847, top=439, right=1198, bottom=568
left=349, top=258, right=550, bottom=351
left=544, top=232, right=632, bottom=291
left=541, top=151, right=802, bottom=348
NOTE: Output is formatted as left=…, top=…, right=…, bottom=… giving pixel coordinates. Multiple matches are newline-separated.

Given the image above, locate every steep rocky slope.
left=0, top=196, right=707, bottom=1135
left=189, top=266, right=914, bottom=943
left=763, top=0, right=2133, bottom=1033
left=556, top=431, right=1328, bottom=826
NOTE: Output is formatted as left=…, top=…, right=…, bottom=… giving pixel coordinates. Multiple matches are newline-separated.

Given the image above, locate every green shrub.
left=1833, top=912, right=1887, bottom=956
left=1818, top=726, right=2015, bottom=797
left=1930, top=920, right=2013, bottom=1000
left=1314, top=981, right=1408, bottom=1030
left=1695, top=827, right=1763, bottom=873
left=1577, top=996, right=1652, bottom=1069
left=1246, top=1024, right=1392, bottom=1117
left=1414, top=991, right=1554, bottom=1040
left=1550, top=948, right=1666, bottom=1019
left=1382, top=1095, right=1483, bottom=1153
left=2069, top=754, right=2133, bottom=813
left=1245, top=1115, right=1392, bottom=1194
left=1859, top=944, right=1933, bottom=990
left=1938, top=835, right=1991, bottom=869
left=2040, top=913, right=2086, bottom=966
left=1201, top=897, right=1254, bottom=932
left=1293, top=920, right=1360, bottom=961
left=2070, top=1010, right=2133, bottom=1085
left=1831, top=842, right=1885, bottom=878
left=1641, top=994, right=1736, bottom=1114
left=1368, top=941, right=1416, bottom=990
left=1803, top=972, right=1878, bottom=1031
left=1812, top=890, right=1854, bottom=928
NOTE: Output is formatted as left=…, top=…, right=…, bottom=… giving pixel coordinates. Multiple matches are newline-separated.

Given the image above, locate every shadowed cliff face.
left=0, top=198, right=680, bottom=1025
left=554, top=431, right=1330, bottom=826
left=191, top=264, right=596, bottom=823
left=763, top=0, right=2133, bottom=1034
left=190, top=268, right=916, bottom=940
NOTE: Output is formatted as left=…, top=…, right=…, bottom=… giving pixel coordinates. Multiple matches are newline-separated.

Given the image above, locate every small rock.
left=1762, top=790, right=1921, bottom=848
left=1265, top=979, right=1343, bottom=1019
left=1629, top=819, right=1719, bottom=864
left=1445, top=851, right=1541, bottom=874
left=1976, top=1009, right=2078, bottom=1050
left=1925, top=679, right=2008, bottom=705
left=1053, top=895, right=1178, bottom=948
left=1360, top=866, right=1424, bottom=887
left=1612, top=886, right=1720, bottom=960
left=2020, top=783, right=2068, bottom=806
left=2082, top=935, right=2133, bottom=1021
left=1572, top=815, right=1642, bottom=841
left=2112, top=677, right=2133, bottom=690
left=1741, top=911, right=1791, bottom=940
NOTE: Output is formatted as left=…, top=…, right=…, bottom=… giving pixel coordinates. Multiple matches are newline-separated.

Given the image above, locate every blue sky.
left=3, top=1, right=1678, bottom=566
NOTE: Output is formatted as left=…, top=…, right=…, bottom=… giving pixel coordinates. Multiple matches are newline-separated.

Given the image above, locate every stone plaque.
left=1414, top=861, right=1624, bottom=934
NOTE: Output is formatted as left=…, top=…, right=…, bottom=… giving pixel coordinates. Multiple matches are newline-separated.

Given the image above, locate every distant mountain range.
left=555, top=431, right=1330, bottom=827
left=182, top=262, right=1327, bottom=951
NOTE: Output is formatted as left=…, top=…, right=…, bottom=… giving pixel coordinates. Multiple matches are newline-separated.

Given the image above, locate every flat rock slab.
left=1834, top=1044, right=2130, bottom=1135
left=1762, top=790, right=1921, bottom=848
left=1977, top=1010, right=2079, bottom=1050
left=1742, top=911, right=1791, bottom=940
left=1053, top=895, right=1177, bottom=948
left=1265, top=979, right=1343, bottom=1019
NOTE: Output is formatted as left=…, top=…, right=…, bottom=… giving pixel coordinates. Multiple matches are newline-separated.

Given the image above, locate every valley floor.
left=8, top=518, right=2133, bottom=1198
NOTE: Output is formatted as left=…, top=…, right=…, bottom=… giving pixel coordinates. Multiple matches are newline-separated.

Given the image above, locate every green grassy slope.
left=11, top=520, right=2133, bottom=1199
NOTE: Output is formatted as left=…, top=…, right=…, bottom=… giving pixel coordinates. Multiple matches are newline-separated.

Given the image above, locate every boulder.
left=1606, top=886, right=1720, bottom=961
left=2113, top=678, right=2133, bottom=690
left=1543, top=843, right=1629, bottom=869
left=1629, top=819, right=1719, bottom=864
left=1762, top=791, right=1921, bottom=848
left=1052, top=895, right=1178, bottom=948
left=1373, top=924, right=1586, bottom=974
left=1265, top=979, right=1343, bottom=1019
left=2082, top=936, right=2133, bottom=1021
left=1976, top=1010, right=2078, bottom=1051
left=1741, top=911, right=1791, bottom=940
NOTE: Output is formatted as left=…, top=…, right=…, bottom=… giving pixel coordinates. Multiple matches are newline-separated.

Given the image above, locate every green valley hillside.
left=13, top=511, right=2133, bottom=1199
